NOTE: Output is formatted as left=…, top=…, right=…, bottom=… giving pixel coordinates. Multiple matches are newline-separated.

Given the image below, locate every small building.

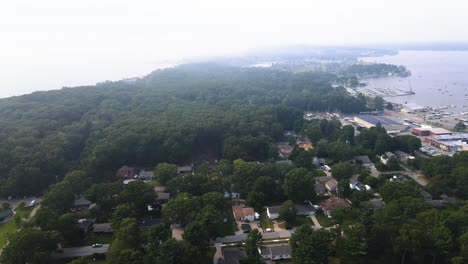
left=153, top=186, right=166, bottom=193
left=353, top=155, right=374, bottom=167
left=73, top=195, right=92, bottom=210
left=223, top=247, right=247, bottom=264
left=92, top=223, right=113, bottom=234
left=320, top=197, right=351, bottom=217
left=313, top=157, right=326, bottom=167
left=138, top=170, right=155, bottom=181
left=314, top=182, right=327, bottom=195
left=350, top=179, right=366, bottom=191
left=266, top=206, right=280, bottom=220
left=224, top=191, right=241, bottom=199
left=177, top=165, right=193, bottom=174
left=295, top=204, right=315, bottom=216
left=232, top=205, right=255, bottom=221
left=260, top=244, right=292, bottom=261
left=394, top=150, right=414, bottom=163
left=325, top=179, right=338, bottom=192
left=277, top=142, right=294, bottom=156
left=156, top=192, right=171, bottom=203
left=116, top=166, right=138, bottom=180
left=380, top=152, right=396, bottom=165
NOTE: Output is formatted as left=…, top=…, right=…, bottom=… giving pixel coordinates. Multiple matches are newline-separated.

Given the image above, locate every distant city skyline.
left=1, top=0, right=468, bottom=98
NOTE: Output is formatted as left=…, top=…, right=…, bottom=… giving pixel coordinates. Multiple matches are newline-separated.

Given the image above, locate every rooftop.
left=261, top=244, right=291, bottom=256
left=320, top=197, right=351, bottom=211
left=355, top=115, right=401, bottom=126
left=93, top=223, right=113, bottom=233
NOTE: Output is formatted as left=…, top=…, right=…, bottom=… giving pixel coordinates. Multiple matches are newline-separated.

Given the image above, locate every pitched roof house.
left=325, top=179, right=338, bottom=192
left=320, top=197, right=351, bottom=216
left=232, top=205, right=255, bottom=221
left=260, top=244, right=292, bottom=260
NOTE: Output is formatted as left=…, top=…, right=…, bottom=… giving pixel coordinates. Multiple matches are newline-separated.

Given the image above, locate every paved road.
left=213, top=243, right=223, bottom=264
left=51, top=244, right=109, bottom=259
left=0, top=197, right=42, bottom=209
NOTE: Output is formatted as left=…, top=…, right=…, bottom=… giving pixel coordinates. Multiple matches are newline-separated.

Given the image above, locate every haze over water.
left=361, top=50, right=468, bottom=113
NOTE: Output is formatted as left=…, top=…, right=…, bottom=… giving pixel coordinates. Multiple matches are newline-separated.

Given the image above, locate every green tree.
left=242, top=229, right=263, bottom=264
left=339, top=224, right=367, bottom=263
left=331, top=162, right=354, bottom=180
left=112, top=203, right=137, bottom=229
left=283, top=168, right=316, bottom=202
left=337, top=179, right=351, bottom=198
left=107, top=218, right=140, bottom=263
left=183, top=220, right=210, bottom=249
left=162, top=193, right=200, bottom=226
left=279, top=200, right=297, bottom=224
left=246, top=191, right=266, bottom=211
left=395, top=221, right=423, bottom=264
left=1, top=228, right=60, bottom=264
left=63, top=170, right=92, bottom=195
left=252, top=176, right=277, bottom=202
left=341, top=125, right=355, bottom=144
left=155, top=163, right=178, bottom=185
left=156, top=239, right=202, bottom=264
left=2, top=202, right=11, bottom=211
left=291, top=225, right=331, bottom=264
left=454, top=121, right=466, bottom=132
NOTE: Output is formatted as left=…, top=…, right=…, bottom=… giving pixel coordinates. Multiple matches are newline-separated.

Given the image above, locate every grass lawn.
left=314, top=169, right=327, bottom=176
left=315, top=213, right=333, bottom=227
left=15, top=206, right=34, bottom=220
left=260, top=212, right=274, bottom=230
left=294, top=216, right=312, bottom=226
left=0, top=220, right=17, bottom=248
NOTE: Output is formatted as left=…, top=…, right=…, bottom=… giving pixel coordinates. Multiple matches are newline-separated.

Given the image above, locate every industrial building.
left=411, top=126, right=452, bottom=137
left=400, top=103, right=426, bottom=113
left=353, top=115, right=401, bottom=128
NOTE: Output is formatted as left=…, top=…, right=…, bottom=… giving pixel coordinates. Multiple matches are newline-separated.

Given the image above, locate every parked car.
left=92, top=243, right=102, bottom=248
left=244, top=219, right=250, bottom=223
left=265, top=228, right=272, bottom=232
left=285, top=225, right=293, bottom=230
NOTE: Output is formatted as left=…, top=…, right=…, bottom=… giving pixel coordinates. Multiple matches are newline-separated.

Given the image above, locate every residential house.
left=224, top=191, right=241, bottom=199
left=153, top=186, right=166, bottom=193
left=156, top=192, right=171, bottom=203
left=223, top=247, right=247, bottom=264
left=314, top=182, right=327, bottom=195
left=295, top=204, right=315, bottom=216
left=260, top=244, right=292, bottom=260
left=177, top=165, right=193, bottom=174
left=266, top=204, right=315, bottom=219
left=138, top=170, right=155, bottom=181
left=394, top=150, right=415, bottom=163
left=325, top=179, right=338, bottom=192
left=350, top=179, right=366, bottom=191
left=320, top=197, right=351, bottom=217
left=116, top=166, right=138, bottom=180
left=313, top=157, right=326, bottom=167
left=232, top=205, right=255, bottom=221
left=266, top=206, right=280, bottom=220
left=380, top=152, right=396, bottom=165
left=353, top=155, right=374, bottom=167
left=92, top=223, right=113, bottom=234
left=277, top=142, right=294, bottom=157
left=73, top=195, right=92, bottom=210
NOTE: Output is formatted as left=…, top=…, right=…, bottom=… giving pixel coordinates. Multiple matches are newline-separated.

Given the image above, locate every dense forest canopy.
left=0, top=63, right=368, bottom=196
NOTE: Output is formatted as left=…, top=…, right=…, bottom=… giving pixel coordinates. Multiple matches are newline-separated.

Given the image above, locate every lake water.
left=360, top=50, right=468, bottom=113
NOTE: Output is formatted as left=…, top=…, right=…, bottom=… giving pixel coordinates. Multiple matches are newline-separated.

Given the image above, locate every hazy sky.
left=1, top=0, right=468, bottom=98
